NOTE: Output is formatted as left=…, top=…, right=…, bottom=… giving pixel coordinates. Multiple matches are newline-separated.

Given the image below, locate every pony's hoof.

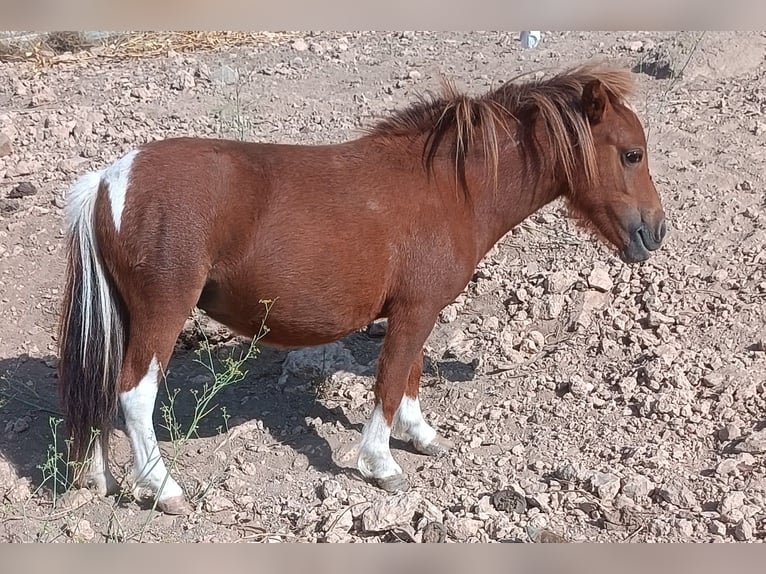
left=415, top=436, right=454, bottom=457
left=372, top=474, right=410, bottom=493
left=156, top=495, right=193, bottom=515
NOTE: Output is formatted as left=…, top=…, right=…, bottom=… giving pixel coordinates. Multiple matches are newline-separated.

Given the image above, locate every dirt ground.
left=0, top=31, right=765, bottom=543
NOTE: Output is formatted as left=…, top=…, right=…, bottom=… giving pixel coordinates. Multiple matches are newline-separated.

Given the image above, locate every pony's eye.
left=624, top=150, right=643, bottom=165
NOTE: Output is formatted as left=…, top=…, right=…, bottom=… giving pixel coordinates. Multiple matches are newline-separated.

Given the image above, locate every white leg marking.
left=393, top=396, right=437, bottom=450
left=103, top=149, right=139, bottom=232
left=357, top=403, right=402, bottom=480
left=82, top=437, right=118, bottom=496
left=119, top=356, right=183, bottom=501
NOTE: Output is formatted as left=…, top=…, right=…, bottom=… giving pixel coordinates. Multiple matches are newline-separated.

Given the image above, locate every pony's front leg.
left=357, top=308, right=439, bottom=492
left=120, top=354, right=191, bottom=515
left=393, top=349, right=454, bottom=456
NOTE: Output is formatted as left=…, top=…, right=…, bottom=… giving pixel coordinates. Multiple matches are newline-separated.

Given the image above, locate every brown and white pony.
left=58, top=64, right=666, bottom=514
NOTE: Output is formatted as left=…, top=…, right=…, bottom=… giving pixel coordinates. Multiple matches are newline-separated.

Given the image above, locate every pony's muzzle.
left=620, top=216, right=666, bottom=263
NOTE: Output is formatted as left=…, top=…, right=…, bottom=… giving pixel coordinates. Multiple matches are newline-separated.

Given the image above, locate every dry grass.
left=0, top=31, right=301, bottom=63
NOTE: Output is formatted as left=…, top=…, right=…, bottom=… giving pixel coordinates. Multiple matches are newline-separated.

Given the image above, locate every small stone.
left=367, top=318, right=388, bottom=337
left=628, top=40, right=644, bottom=52
left=361, top=492, right=421, bottom=532
left=568, top=375, right=592, bottom=398
left=491, top=488, right=527, bottom=513
left=588, top=266, right=614, bottom=292
left=734, top=518, right=754, bottom=541
left=657, top=484, right=697, bottom=509
left=590, top=472, right=621, bottom=501
left=440, top=304, right=459, bottom=323
left=407, top=70, right=422, bottom=80
left=719, top=423, right=741, bottom=442
left=72, top=519, right=95, bottom=541
left=719, top=491, right=746, bottom=523
left=476, top=495, right=499, bottom=520
left=524, top=330, right=545, bottom=352
left=547, top=270, right=578, bottom=293
left=733, top=430, right=766, bottom=454
left=0, top=133, right=11, bottom=157
left=676, top=518, right=694, bottom=538
left=7, top=182, right=37, bottom=199
left=716, top=459, right=740, bottom=476
left=58, top=488, right=94, bottom=510
left=292, top=38, right=309, bottom=51
left=322, top=507, right=354, bottom=534
left=444, top=514, right=482, bottom=540
left=621, top=474, right=655, bottom=500
left=203, top=494, right=235, bottom=512
left=320, top=479, right=345, bottom=501
left=420, top=521, right=447, bottom=543
left=708, top=520, right=727, bottom=536
left=647, top=309, right=674, bottom=327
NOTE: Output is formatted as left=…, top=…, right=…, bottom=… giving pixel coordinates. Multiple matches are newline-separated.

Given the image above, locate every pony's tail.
left=58, top=171, right=128, bottom=473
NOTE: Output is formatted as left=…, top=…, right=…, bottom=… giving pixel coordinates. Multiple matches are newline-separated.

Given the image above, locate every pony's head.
left=567, top=76, right=666, bottom=263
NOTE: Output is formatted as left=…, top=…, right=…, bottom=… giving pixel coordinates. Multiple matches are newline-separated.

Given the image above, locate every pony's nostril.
left=656, top=219, right=667, bottom=243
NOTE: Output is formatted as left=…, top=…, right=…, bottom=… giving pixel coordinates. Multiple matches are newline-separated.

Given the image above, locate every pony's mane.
left=368, top=64, right=636, bottom=192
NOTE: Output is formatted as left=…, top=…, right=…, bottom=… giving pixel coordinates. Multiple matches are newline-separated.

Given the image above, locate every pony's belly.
left=197, top=277, right=385, bottom=347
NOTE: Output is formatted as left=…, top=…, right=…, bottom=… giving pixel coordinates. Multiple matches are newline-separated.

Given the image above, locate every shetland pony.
left=59, top=65, right=666, bottom=514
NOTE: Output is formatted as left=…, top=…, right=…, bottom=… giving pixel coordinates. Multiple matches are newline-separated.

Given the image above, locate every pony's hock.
left=58, top=64, right=665, bottom=513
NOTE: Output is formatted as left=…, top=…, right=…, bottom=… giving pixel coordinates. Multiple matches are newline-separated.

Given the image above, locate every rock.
left=211, top=65, right=239, bottom=86
left=621, top=474, right=655, bottom=500
left=407, top=70, right=422, bottom=80
left=476, top=495, right=499, bottom=520
left=590, top=472, right=621, bottom=501
left=708, top=520, right=727, bottom=536
left=0, top=133, right=11, bottom=157
left=522, top=330, right=545, bottom=353
left=172, top=70, right=195, bottom=91
left=7, top=182, right=37, bottom=199
left=440, top=304, right=459, bottom=323
left=719, top=491, right=746, bottom=523
left=203, top=494, right=235, bottom=512
left=322, top=507, right=354, bottom=535
left=69, top=519, right=95, bottom=541
left=628, top=40, right=644, bottom=52
left=568, top=375, right=593, bottom=398
left=676, top=518, right=694, bottom=538
left=367, top=318, right=387, bottom=337
left=716, top=459, right=740, bottom=476
left=547, top=270, right=578, bottom=293
left=278, top=341, right=364, bottom=386
left=320, top=479, right=346, bottom=501
left=444, top=513, right=483, bottom=540
left=361, top=492, right=421, bottom=532
left=719, top=424, right=741, bottom=442
left=292, top=38, right=309, bottom=51
left=656, top=484, right=697, bottom=509
left=733, top=518, right=754, bottom=541
left=576, top=291, right=610, bottom=327
left=588, top=266, right=613, bottom=292
left=733, top=430, right=766, bottom=454
left=420, top=521, right=447, bottom=543
left=58, top=488, right=94, bottom=510
left=647, top=309, right=674, bottom=327
left=491, top=488, right=527, bottom=513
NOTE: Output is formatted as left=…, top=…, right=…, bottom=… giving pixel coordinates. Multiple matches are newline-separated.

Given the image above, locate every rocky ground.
left=0, top=31, right=764, bottom=543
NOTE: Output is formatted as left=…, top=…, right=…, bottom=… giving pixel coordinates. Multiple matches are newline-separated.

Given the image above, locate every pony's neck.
left=468, top=127, right=568, bottom=260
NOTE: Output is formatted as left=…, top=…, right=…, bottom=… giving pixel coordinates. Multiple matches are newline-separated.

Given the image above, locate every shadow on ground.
left=0, top=329, right=476, bottom=492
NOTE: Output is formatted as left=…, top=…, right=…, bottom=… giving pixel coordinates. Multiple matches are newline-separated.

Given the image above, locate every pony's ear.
left=582, top=79, right=608, bottom=124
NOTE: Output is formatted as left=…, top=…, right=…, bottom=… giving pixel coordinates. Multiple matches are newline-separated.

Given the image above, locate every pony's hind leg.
left=80, top=434, right=119, bottom=496
left=392, top=349, right=454, bottom=457
left=118, top=315, right=193, bottom=515
left=357, top=307, right=440, bottom=492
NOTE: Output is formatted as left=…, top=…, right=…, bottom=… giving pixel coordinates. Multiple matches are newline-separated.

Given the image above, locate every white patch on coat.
left=103, top=149, right=140, bottom=232
left=393, top=395, right=437, bottom=450
left=119, top=356, right=183, bottom=501
left=357, top=403, right=402, bottom=480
